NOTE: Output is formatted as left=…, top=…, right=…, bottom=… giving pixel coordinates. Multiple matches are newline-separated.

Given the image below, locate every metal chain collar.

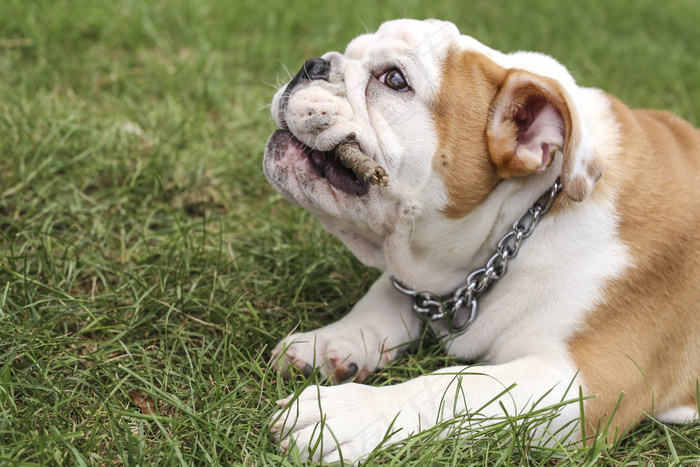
left=392, top=178, right=563, bottom=335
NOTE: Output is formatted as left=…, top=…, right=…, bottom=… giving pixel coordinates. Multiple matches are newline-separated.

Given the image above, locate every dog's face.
left=264, top=20, right=459, bottom=268
left=264, top=19, right=603, bottom=285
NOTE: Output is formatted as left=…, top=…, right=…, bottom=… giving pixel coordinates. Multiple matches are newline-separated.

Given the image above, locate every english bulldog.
left=263, top=18, right=700, bottom=463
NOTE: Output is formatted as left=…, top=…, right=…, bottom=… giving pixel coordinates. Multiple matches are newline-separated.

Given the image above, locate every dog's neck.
left=390, top=177, right=563, bottom=335
left=382, top=158, right=563, bottom=294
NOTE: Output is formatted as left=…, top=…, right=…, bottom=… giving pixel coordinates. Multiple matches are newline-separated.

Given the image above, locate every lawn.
left=1, top=0, right=699, bottom=465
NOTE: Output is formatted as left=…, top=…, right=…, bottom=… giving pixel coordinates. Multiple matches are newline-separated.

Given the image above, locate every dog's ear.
left=487, top=69, right=604, bottom=201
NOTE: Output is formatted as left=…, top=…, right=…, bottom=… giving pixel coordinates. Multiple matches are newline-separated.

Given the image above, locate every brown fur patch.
left=432, top=50, right=505, bottom=218
left=569, top=96, right=700, bottom=439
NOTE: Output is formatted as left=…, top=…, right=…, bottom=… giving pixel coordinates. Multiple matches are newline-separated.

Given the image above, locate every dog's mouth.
left=268, top=130, right=371, bottom=196
left=309, top=144, right=371, bottom=196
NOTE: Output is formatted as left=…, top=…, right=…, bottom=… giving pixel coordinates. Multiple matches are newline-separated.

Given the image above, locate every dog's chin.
left=264, top=129, right=370, bottom=198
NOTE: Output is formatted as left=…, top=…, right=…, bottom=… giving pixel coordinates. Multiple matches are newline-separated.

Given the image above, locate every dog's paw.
left=270, top=383, right=412, bottom=463
left=271, top=325, right=396, bottom=383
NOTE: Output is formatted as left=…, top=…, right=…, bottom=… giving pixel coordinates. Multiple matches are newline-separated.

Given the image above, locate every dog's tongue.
left=334, top=133, right=389, bottom=187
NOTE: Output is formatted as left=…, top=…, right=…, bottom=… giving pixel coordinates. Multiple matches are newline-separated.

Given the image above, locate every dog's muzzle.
left=281, top=57, right=331, bottom=110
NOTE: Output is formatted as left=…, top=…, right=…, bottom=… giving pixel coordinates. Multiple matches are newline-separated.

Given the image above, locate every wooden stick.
left=335, top=133, right=389, bottom=187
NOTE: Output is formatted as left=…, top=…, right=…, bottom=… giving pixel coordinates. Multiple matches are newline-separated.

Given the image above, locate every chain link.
left=392, top=178, right=563, bottom=335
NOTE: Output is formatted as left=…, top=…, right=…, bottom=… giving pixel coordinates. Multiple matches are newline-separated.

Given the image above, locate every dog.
left=263, top=18, right=700, bottom=463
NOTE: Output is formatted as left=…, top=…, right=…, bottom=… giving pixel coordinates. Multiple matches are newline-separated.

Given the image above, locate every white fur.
left=265, top=19, right=632, bottom=463
left=655, top=406, right=700, bottom=425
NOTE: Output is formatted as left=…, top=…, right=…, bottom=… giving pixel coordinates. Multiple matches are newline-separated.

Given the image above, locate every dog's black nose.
left=283, top=58, right=331, bottom=101
left=298, top=57, right=331, bottom=81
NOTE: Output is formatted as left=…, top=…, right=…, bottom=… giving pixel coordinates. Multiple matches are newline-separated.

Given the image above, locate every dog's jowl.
left=263, top=19, right=700, bottom=463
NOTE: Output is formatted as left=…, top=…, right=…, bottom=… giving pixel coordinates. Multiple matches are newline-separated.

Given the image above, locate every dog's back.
left=569, top=97, right=700, bottom=430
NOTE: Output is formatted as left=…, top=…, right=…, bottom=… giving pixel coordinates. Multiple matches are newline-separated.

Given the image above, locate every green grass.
left=1, top=0, right=699, bottom=464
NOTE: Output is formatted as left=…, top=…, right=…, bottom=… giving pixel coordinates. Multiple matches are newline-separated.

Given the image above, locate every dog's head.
left=264, top=19, right=604, bottom=285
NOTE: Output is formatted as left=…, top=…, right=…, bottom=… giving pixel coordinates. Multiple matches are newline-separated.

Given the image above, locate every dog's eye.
left=379, top=69, right=409, bottom=92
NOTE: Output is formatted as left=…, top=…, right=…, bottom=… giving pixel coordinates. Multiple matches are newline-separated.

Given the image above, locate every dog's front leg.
left=271, top=273, right=422, bottom=383
left=271, top=356, right=582, bottom=463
